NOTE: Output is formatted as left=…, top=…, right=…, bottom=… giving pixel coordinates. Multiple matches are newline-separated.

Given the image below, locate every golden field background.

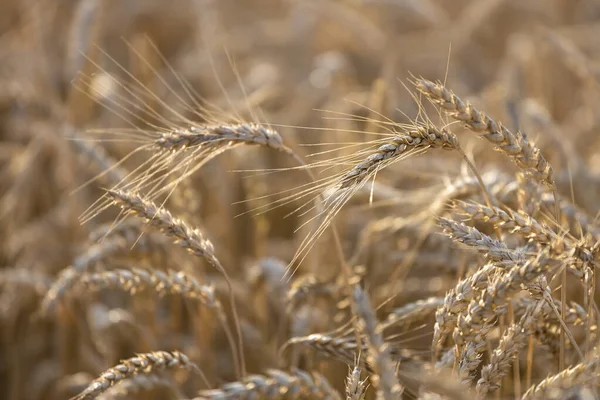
left=2, top=1, right=600, bottom=399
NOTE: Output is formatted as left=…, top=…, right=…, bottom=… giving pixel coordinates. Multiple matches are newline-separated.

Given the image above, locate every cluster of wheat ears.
left=3, top=0, right=600, bottom=399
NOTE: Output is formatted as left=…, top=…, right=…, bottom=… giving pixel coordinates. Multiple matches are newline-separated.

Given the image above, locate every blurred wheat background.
left=2, top=0, right=600, bottom=399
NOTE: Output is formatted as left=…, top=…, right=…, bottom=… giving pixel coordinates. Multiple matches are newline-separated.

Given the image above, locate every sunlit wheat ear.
left=154, top=123, right=286, bottom=152
left=104, top=189, right=246, bottom=378
left=281, top=124, right=459, bottom=276
left=71, top=350, right=202, bottom=400
left=79, top=121, right=293, bottom=225
left=77, top=267, right=239, bottom=376
left=414, top=78, right=554, bottom=188
left=283, top=333, right=363, bottom=367
left=337, top=126, right=458, bottom=189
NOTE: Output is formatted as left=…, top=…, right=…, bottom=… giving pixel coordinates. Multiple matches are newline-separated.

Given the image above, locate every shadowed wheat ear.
left=38, top=230, right=161, bottom=316
left=71, top=351, right=201, bottom=400
left=105, top=189, right=246, bottom=378
left=77, top=267, right=239, bottom=373
left=195, top=368, right=341, bottom=400
left=414, top=78, right=554, bottom=188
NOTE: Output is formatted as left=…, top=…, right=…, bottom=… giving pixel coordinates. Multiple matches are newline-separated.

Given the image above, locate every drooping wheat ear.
left=339, top=125, right=458, bottom=189
left=454, top=200, right=555, bottom=243
left=439, top=217, right=522, bottom=262
left=71, top=351, right=200, bottom=400
left=96, top=375, right=179, bottom=400
left=106, top=189, right=245, bottom=378
left=155, top=123, right=287, bottom=152
left=522, top=353, right=600, bottom=399
left=454, top=200, right=591, bottom=276
left=454, top=342, right=482, bottom=386
left=285, top=334, right=361, bottom=366
left=79, top=267, right=240, bottom=376
left=346, top=366, right=368, bottom=400
left=415, top=79, right=554, bottom=187
left=79, top=268, right=218, bottom=306
left=195, top=368, right=341, bottom=400
left=107, top=189, right=220, bottom=269
left=381, top=296, right=443, bottom=331
left=39, top=232, right=157, bottom=315
left=353, top=285, right=404, bottom=399
left=476, top=300, right=545, bottom=397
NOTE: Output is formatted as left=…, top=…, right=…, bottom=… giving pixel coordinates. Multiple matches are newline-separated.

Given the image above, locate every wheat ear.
left=154, top=123, right=287, bottom=152
left=339, top=125, right=458, bottom=189
left=415, top=79, right=553, bottom=187
left=106, top=189, right=245, bottom=378
left=71, top=351, right=200, bottom=400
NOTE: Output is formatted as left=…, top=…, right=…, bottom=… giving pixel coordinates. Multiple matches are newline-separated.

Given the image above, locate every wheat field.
left=2, top=0, right=600, bottom=399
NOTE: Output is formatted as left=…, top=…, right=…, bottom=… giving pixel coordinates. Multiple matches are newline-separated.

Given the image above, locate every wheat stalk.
left=353, top=285, right=403, bottom=399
